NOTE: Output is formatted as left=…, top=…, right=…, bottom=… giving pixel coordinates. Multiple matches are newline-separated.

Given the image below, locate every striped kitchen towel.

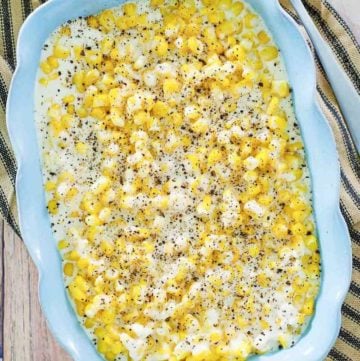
left=0, top=0, right=359, bottom=360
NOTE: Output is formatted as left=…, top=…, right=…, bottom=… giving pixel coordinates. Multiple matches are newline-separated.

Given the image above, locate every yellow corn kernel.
left=231, top=2, right=244, bottom=16
left=260, top=46, right=279, bottom=61
left=93, top=94, right=110, bottom=108
left=102, top=73, right=115, bottom=87
left=208, top=149, right=222, bottom=166
left=63, top=262, right=74, bottom=277
left=47, top=56, right=59, bottom=69
left=268, top=115, right=287, bottom=131
left=228, top=152, right=242, bottom=169
left=44, top=180, right=56, bottom=192
left=111, top=341, right=124, bottom=354
left=102, top=309, right=116, bottom=324
left=154, top=36, right=168, bottom=57
left=40, top=60, right=52, bottom=74
left=66, top=187, right=78, bottom=200
left=249, top=244, right=259, bottom=257
left=255, top=148, right=270, bottom=167
left=62, top=94, right=75, bottom=105
left=100, top=38, right=114, bottom=55
left=85, top=214, right=101, bottom=226
left=152, top=101, right=169, bottom=117
left=292, top=209, right=308, bottom=222
left=72, top=45, right=83, bottom=60
left=85, top=49, right=103, bottom=66
left=227, top=35, right=237, bottom=47
left=257, top=273, right=269, bottom=287
left=92, top=108, right=106, bottom=121
left=272, top=80, right=290, bottom=98
left=48, top=72, right=60, bottom=81
left=208, top=39, right=225, bottom=55
left=77, top=257, right=90, bottom=269
left=171, top=112, right=183, bottom=127
left=76, top=107, right=88, bottom=118
left=150, top=0, right=163, bottom=6
left=98, top=10, right=115, bottom=32
left=187, top=37, right=203, bottom=55
left=291, top=222, right=306, bottom=236
left=302, top=298, right=314, bottom=315
left=226, top=44, right=246, bottom=61
left=267, top=96, right=280, bottom=115
left=163, top=78, right=180, bottom=94
left=258, top=30, right=270, bottom=44
left=68, top=283, right=86, bottom=301
left=53, top=44, right=70, bottom=59
left=69, top=250, right=80, bottom=261
left=272, top=222, right=288, bottom=238
left=66, top=104, right=75, bottom=115
left=181, top=21, right=199, bottom=37
left=246, top=183, right=261, bottom=197
left=57, top=239, right=69, bottom=250
left=85, top=226, right=99, bottom=242
left=184, top=105, right=201, bottom=120
left=38, top=77, right=48, bottom=86
left=305, top=235, right=318, bottom=251
left=216, top=21, right=235, bottom=39
left=73, top=71, right=85, bottom=93
left=100, top=240, right=114, bottom=256
left=123, top=2, right=137, bottom=16
left=99, top=207, right=111, bottom=223
left=108, top=87, right=124, bottom=108
left=278, top=335, right=288, bottom=348
left=244, top=12, right=258, bottom=28
left=59, top=25, right=71, bottom=36
left=208, top=10, right=225, bottom=24
left=75, top=142, right=88, bottom=155
left=217, top=0, right=232, bottom=9
left=58, top=171, right=74, bottom=183
left=260, top=319, right=270, bottom=330
left=47, top=199, right=58, bottom=214
left=84, top=318, right=95, bottom=329
left=258, top=194, right=272, bottom=206
left=191, top=118, right=209, bottom=133
left=84, top=69, right=100, bottom=86
left=87, top=16, right=99, bottom=28
left=97, top=339, right=109, bottom=354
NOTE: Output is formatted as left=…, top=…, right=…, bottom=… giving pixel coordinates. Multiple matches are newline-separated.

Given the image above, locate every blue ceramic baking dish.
left=6, top=0, right=352, bottom=360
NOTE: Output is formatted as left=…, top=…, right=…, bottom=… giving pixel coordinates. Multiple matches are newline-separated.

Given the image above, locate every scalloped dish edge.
left=6, top=0, right=352, bottom=360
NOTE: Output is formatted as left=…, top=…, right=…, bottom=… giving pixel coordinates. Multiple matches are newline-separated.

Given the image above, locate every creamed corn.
left=35, top=0, right=320, bottom=360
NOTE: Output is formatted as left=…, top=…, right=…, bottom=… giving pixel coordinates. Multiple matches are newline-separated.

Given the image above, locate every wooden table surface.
left=1, top=1, right=359, bottom=361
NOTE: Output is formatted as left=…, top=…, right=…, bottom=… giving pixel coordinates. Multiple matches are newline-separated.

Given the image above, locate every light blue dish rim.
left=6, top=0, right=352, bottom=360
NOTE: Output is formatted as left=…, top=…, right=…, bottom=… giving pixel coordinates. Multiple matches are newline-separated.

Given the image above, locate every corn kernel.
left=75, top=142, right=88, bottom=155
left=191, top=118, right=209, bottom=133
left=305, top=235, right=318, bottom=251
left=272, top=80, right=290, bottom=98
left=163, top=78, right=181, bottom=94
left=231, top=2, right=244, bottom=16
left=58, top=239, right=69, bottom=250
left=302, top=299, right=314, bottom=315
left=260, top=46, right=279, bottom=61
left=53, top=44, right=70, bottom=59
left=47, top=56, right=59, bottom=69
left=40, top=60, right=52, bottom=74
left=47, top=199, right=58, bottom=214
left=152, top=101, right=169, bottom=117
left=64, top=262, right=74, bottom=276
left=267, top=96, right=280, bottom=115
left=226, top=44, right=246, bottom=61
left=155, top=36, right=168, bottom=57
